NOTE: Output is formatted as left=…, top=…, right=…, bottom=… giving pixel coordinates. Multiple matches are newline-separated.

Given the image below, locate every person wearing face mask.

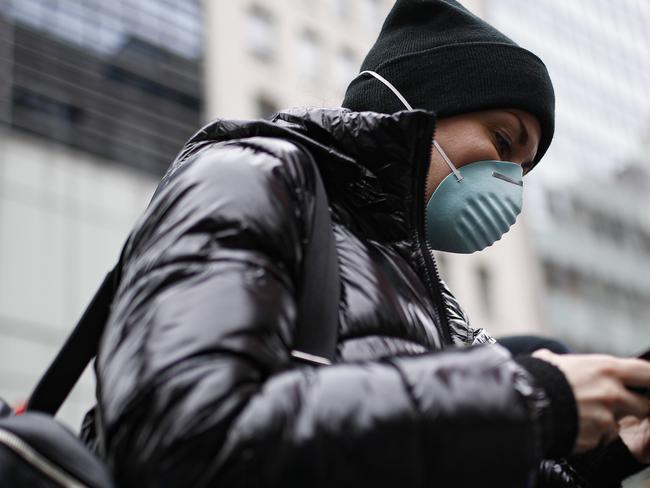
left=89, top=1, right=650, bottom=486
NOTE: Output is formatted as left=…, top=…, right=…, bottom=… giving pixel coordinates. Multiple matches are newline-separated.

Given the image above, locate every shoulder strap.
left=27, top=160, right=340, bottom=415
left=291, top=159, right=340, bottom=366
left=27, top=269, right=118, bottom=415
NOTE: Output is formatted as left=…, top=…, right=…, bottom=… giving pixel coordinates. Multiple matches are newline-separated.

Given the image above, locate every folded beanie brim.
left=344, top=42, right=554, bottom=166
left=342, top=0, right=555, bottom=169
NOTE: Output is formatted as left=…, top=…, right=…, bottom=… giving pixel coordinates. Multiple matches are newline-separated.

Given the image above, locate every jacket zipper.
left=0, top=427, right=87, bottom=488
left=412, top=119, right=453, bottom=346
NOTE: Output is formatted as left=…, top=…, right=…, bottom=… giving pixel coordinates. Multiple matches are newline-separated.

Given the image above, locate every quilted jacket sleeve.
left=97, top=137, right=554, bottom=487
left=535, top=438, right=649, bottom=488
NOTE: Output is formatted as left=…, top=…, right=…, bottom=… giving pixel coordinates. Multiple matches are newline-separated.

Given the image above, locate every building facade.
left=0, top=0, right=204, bottom=427
left=1, top=1, right=647, bottom=484
left=484, top=0, right=650, bottom=356
left=204, top=0, right=394, bottom=119
left=431, top=0, right=548, bottom=338
left=480, top=4, right=650, bottom=481
left=203, top=0, right=548, bottom=340
left=531, top=162, right=650, bottom=355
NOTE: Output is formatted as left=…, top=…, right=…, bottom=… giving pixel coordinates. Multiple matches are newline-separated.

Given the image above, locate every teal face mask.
left=426, top=140, right=523, bottom=253
left=356, top=70, right=525, bottom=254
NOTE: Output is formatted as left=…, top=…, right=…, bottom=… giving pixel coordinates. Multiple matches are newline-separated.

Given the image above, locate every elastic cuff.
left=570, top=437, right=649, bottom=488
left=515, top=355, right=578, bottom=458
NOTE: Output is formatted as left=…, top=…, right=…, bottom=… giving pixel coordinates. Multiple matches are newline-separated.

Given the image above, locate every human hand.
left=532, top=349, right=650, bottom=454
left=619, top=414, right=650, bottom=463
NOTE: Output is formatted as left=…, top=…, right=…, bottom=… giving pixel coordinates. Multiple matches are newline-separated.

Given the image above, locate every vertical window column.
left=246, top=5, right=275, bottom=62
left=297, top=30, right=322, bottom=85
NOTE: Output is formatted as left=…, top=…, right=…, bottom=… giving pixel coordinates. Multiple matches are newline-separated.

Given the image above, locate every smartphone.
left=639, top=348, right=650, bottom=362
left=630, top=348, right=650, bottom=397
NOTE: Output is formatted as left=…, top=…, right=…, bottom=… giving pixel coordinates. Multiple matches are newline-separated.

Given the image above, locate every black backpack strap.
left=27, top=270, right=118, bottom=415
left=27, top=159, right=340, bottom=415
left=291, top=159, right=340, bottom=366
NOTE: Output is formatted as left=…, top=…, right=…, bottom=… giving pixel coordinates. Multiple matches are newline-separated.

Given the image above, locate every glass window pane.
left=246, top=6, right=275, bottom=61
left=298, top=30, right=321, bottom=83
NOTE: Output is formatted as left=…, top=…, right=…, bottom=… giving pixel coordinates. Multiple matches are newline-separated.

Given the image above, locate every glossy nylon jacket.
left=95, top=107, right=586, bottom=487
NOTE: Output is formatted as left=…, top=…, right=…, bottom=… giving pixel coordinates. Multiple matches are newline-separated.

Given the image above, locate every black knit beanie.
left=342, top=0, right=555, bottom=166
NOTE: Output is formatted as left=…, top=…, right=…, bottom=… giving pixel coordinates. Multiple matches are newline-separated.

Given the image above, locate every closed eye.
left=495, top=131, right=512, bottom=161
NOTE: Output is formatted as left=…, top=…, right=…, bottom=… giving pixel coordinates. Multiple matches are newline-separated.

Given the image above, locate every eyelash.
left=495, top=132, right=512, bottom=160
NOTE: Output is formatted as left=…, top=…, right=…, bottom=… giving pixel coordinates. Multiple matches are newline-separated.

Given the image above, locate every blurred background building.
left=0, top=1, right=649, bottom=483
left=0, top=0, right=202, bottom=425
left=530, top=161, right=650, bottom=355
left=204, top=0, right=391, bottom=118
left=484, top=0, right=650, bottom=358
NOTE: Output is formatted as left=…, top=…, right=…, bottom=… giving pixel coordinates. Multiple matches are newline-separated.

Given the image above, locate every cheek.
left=447, top=127, right=499, bottom=168
left=450, top=130, right=499, bottom=167
left=427, top=122, right=500, bottom=200
left=426, top=155, right=450, bottom=200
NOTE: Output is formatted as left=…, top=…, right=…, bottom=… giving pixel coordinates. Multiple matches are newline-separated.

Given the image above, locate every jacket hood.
left=176, top=107, right=436, bottom=241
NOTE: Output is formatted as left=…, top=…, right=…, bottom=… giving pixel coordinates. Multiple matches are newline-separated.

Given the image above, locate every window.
left=543, top=261, right=562, bottom=289
left=362, top=0, right=384, bottom=29
left=246, top=5, right=275, bottom=61
left=335, top=48, right=357, bottom=91
left=4, top=0, right=204, bottom=174
left=640, top=231, right=650, bottom=254
left=333, top=0, right=352, bottom=20
left=297, top=30, right=321, bottom=83
left=590, top=211, right=624, bottom=245
left=12, top=88, right=83, bottom=124
left=8, top=0, right=202, bottom=59
left=564, top=268, right=580, bottom=297
left=476, top=265, right=493, bottom=317
left=546, top=190, right=573, bottom=222
left=256, top=95, right=279, bottom=120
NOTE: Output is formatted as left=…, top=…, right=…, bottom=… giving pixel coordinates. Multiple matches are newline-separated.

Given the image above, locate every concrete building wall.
left=483, top=0, right=650, bottom=355
left=432, top=0, right=548, bottom=337
left=204, top=0, right=394, bottom=119
left=476, top=3, right=650, bottom=481
left=0, top=0, right=550, bottom=429
left=0, top=127, right=157, bottom=428
left=203, top=0, right=548, bottom=340
left=0, top=0, right=200, bottom=429
left=436, top=217, right=547, bottom=337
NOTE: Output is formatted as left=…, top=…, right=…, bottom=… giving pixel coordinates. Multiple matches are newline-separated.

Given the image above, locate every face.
left=425, top=108, right=541, bottom=201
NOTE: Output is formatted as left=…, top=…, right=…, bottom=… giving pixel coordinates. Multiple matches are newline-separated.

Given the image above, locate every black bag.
left=0, top=158, right=340, bottom=487
left=0, top=271, right=117, bottom=488
left=0, top=409, right=115, bottom=487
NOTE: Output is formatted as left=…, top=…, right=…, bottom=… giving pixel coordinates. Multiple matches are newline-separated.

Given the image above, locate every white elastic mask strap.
left=357, top=70, right=463, bottom=182
left=358, top=70, right=414, bottom=111
left=433, top=140, right=463, bottom=182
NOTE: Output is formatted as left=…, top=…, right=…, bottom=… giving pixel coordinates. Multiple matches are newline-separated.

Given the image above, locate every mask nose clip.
left=492, top=171, right=523, bottom=187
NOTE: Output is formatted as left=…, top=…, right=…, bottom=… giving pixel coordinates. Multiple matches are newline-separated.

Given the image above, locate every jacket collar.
left=179, top=107, right=436, bottom=241
left=271, top=107, right=436, bottom=241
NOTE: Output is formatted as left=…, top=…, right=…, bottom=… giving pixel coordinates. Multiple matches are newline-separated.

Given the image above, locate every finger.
left=613, top=358, right=650, bottom=388
left=531, top=348, right=554, bottom=360
left=531, top=348, right=562, bottom=368
left=612, top=389, right=650, bottom=420
left=619, top=415, right=641, bottom=429
left=598, top=411, right=619, bottom=446
left=576, top=410, right=617, bottom=453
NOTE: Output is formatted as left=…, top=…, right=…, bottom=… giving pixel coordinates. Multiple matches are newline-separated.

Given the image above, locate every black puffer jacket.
left=95, top=108, right=622, bottom=487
